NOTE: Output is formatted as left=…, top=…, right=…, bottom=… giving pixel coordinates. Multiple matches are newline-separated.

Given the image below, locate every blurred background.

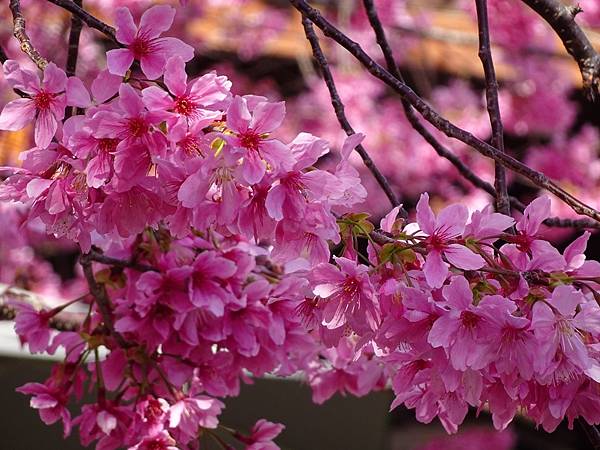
left=1, top=0, right=600, bottom=448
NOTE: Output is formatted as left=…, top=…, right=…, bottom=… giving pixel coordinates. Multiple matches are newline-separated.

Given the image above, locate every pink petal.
left=444, top=244, right=485, bottom=270
left=380, top=206, right=401, bottom=233
left=106, top=48, right=134, bottom=76
left=118, top=83, right=144, bottom=116
left=249, top=101, right=285, bottom=134
left=442, top=276, right=472, bottom=309
left=416, top=193, right=436, bottom=235
left=66, top=77, right=91, bottom=107
left=34, top=109, right=58, bottom=148
left=428, top=314, right=458, bottom=348
left=142, top=85, right=173, bottom=111
left=3, top=60, right=39, bottom=93
left=517, top=195, right=551, bottom=235
left=42, top=63, right=67, bottom=93
left=139, top=5, right=176, bottom=39
left=140, top=53, right=167, bottom=80
left=164, top=56, right=187, bottom=96
left=0, top=98, right=35, bottom=130
left=156, top=37, right=195, bottom=62
left=242, top=151, right=266, bottom=185
left=114, top=7, right=137, bottom=45
left=91, top=69, right=122, bottom=103
left=340, top=132, right=365, bottom=159
left=265, top=184, right=285, bottom=220
left=226, top=96, right=251, bottom=132
left=437, top=204, right=468, bottom=237
left=550, top=285, right=582, bottom=316
left=423, top=249, right=448, bottom=288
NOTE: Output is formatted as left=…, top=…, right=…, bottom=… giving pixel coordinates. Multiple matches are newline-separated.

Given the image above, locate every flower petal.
left=139, top=5, right=176, bottom=39
left=106, top=49, right=134, bottom=77
left=0, top=98, right=35, bottom=130
left=114, top=7, right=137, bottom=45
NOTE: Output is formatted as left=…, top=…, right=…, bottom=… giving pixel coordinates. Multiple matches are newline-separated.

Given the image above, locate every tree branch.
left=300, top=17, right=405, bottom=215
left=46, top=0, right=116, bottom=42
left=289, top=0, right=600, bottom=224
left=9, top=0, right=49, bottom=70
left=87, top=249, right=158, bottom=272
left=521, top=0, right=600, bottom=99
left=65, top=0, right=84, bottom=77
left=80, top=253, right=131, bottom=348
left=475, top=0, right=510, bottom=216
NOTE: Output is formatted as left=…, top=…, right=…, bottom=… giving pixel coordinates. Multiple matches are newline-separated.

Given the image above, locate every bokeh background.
left=1, top=0, right=600, bottom=448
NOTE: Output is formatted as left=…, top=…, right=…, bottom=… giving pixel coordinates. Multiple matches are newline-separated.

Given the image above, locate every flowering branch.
left=475, top=0, right=510, bottom=216
left=290, top=0, right=600, bottom=224
left=9, top=0, right=49, bottom=70
left=521, top=0, right=600, bottom=99
left=300, top=17, right=404, bottom=214
left=46, top=0, right=116, bottom=42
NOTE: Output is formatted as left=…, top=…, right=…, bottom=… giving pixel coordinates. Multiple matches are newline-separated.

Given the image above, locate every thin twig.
left=80, top=253, right=131, bottom=348
left=475, top=0, right=510, bottom=216
left=289, top=0, right=600, bottom=224
left=9, top=0, right=49, bottom=70
left=66, top=0, right=84, bottom=77
left=300, top=17, right=405, bottom=215
left=46, top=0, right=116, bottom=42
left=521, top=0, right=600, bottom=99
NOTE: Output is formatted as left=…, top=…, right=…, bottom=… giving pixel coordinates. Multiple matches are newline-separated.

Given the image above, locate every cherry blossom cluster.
left=1, top=3, right=600, bottom=450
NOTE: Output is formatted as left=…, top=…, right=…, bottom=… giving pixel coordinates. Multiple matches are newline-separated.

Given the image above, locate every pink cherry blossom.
left=107, top=5, right=194, bottom=80
left=416, top=193, right=485, bottom=288
left=0, top=61, right=68, bottom=148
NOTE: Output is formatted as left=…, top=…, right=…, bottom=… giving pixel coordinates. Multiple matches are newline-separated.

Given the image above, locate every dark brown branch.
left=475, top=0, right=510, bottom=216
left=80, top=253, right=131, bottom=348
left=88, top=249, right=158, bottom=272
left=521, top=0, right=600, bottom=99
left=9, top=0, right=49, bottom=70
left=66, top=0, right=84, bottom=77
left=289, top=0, right=600, bottom=224
left=46, top=0, right=116, bottom=42
left=300, top=17, right=405, bottom=215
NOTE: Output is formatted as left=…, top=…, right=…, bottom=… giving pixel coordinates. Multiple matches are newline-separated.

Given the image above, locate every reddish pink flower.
left=107, top=5, right=194, bottom=80
left=12, top=302, right=51, bottom=353
left=143, top=56, right=230, bottom=137
left=226, top=95, right=294, bottom=184
left=532, top=285, right=600, bottom=383
left=241, top=419, right=285, bottom=450
left=416, top=193, right=485, bottom=288
left=17, top=382, right=71, bottom=436
left=428, top=276, right=500, bottom=370
left=312, top=257, right=381, bottom=335
left=168, top=396, right=224, bottom=444
left=0, top=61, right=68, bottom=148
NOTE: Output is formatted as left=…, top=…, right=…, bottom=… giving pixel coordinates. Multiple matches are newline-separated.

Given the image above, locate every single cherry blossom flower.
left=107, top=5, right=194, bottom=80
left=0, top=61, right=68, bottom=148
left=416, top=193, right=486, bottom=288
